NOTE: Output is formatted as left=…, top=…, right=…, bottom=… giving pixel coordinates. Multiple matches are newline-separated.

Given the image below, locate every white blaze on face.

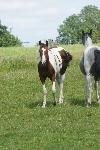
left=41, top=48, right=46, bottom=64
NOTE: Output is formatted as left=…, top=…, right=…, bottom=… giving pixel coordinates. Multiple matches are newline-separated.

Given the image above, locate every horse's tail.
left=65, top=51, right=72, bottom=63
left=94, top=49, right=100, bottom=80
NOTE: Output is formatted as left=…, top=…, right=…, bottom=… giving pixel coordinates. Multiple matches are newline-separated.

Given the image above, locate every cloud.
left=35, top=8, right=58, bottom=17
left=0, top=0, right=37, bottom=10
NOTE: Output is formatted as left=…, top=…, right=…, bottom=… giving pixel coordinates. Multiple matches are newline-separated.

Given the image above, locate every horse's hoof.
left=86, top=103, right=91, bottom=107
left=53, top=101, right=56, bottom=106
left=97, top=100, right=100, bottom=105
left=86, top=104, right=89, bottom=108
left=42, top=105, right=46, bottom=108
left=59, top=101, right=63, bottom=104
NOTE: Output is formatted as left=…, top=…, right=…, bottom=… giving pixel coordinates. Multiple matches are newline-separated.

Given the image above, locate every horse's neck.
left=85, top=37, right=93, bottom=48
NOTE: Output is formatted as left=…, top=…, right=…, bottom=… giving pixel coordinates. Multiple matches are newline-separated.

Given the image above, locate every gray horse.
left=80, top=30, right=100, bottom=107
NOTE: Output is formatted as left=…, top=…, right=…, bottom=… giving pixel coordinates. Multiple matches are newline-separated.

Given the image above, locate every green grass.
left=0, top=45, right=100, bottom=150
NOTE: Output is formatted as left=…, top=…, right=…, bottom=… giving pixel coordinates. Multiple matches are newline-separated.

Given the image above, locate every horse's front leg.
left=85, top=74, right=92, bottom=107
left=40, top=76, right=47, bottom=108
left=42, top=83, right=47, bottom=108
left=59, top=74, right=65, bottom=104
left=94, top=81, right=100, bottom=104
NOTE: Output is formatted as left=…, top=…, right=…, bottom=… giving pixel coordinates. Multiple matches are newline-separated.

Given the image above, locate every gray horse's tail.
left=91, top=49, right=100, bottom=80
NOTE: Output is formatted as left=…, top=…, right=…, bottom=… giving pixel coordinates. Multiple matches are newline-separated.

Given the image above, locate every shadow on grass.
left=68, top=98, right=99, bottom=107
left=26, top=100, right=56, bottom=109
left=68, top=98, right=85, bottom=107
left=26, top=97, right=99, bottom=109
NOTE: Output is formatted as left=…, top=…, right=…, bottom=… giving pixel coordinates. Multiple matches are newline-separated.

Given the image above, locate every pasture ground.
left=0, top=45, right=100, bottom=150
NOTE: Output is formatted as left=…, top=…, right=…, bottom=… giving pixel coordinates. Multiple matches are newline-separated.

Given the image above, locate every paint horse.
left=38, top=40, right=72, bottom=107
left=80, top=30, right=100, bottom=107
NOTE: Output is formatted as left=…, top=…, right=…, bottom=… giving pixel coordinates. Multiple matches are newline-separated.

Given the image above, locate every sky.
left=0, top=0, right=100, bottom=45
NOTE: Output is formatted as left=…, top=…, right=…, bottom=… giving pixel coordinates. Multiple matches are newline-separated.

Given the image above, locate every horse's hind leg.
left=94, top=80, right=100, bottom=104
left=58, top=74, right=65, bottom=104
left=51, top=74, right=57, bottom=105
left=85, top=74, right=92, bottom=107
left=52, top=81, right=57, bottom=105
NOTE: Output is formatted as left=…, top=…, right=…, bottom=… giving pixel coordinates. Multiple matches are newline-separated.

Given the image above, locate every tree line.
left=0, top=21, right=21, bottom=47
left=57, top=5, right=100, bottom=44
left=0, top=5, right=100, bottom=47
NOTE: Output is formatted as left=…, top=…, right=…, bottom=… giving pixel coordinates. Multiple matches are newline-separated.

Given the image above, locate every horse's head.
left=82, top=29, right=92, bottom=47
left=39, top=40, right=48, bottom=64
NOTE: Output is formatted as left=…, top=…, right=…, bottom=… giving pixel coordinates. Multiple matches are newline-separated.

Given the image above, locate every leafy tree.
left=80, top=5, right=100, bottom=43
left=58, top=14, right=81, bottom=44
left=57, top=5, right=100, bottom=44
left=0, top=22, right=22, bottom=47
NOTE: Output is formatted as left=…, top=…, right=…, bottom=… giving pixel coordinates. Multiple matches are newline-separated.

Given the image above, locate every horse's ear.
left=82, top=30, right=84, bottom=35
left=46, top=40, right=48, bottom=46
left=90, top=29, right=92, bottom=36
left=39, top=41, right=41, bottom=45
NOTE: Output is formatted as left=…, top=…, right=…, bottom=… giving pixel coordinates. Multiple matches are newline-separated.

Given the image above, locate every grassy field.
left=0, top=45, right=100, bottom=150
